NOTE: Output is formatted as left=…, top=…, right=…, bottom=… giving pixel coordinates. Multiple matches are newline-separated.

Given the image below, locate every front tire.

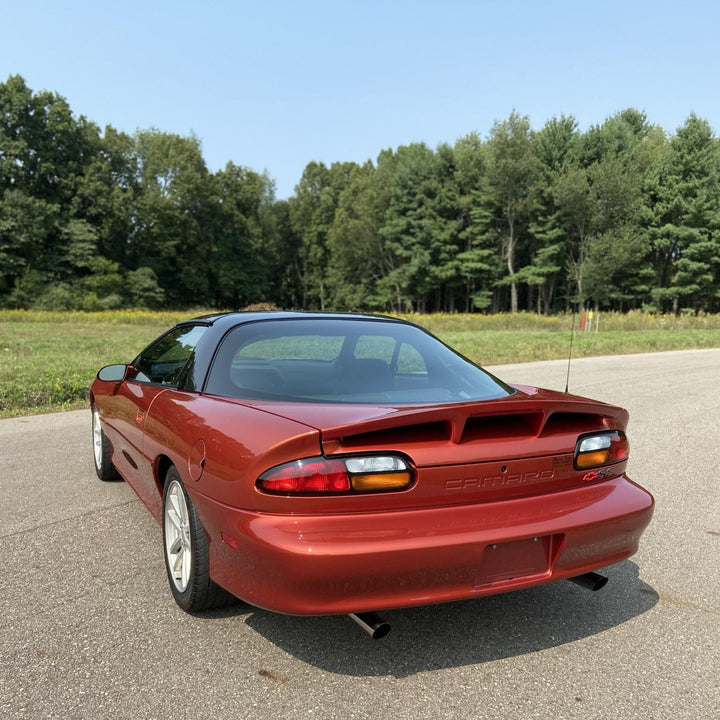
left=162, top=466, right=230, bottom=612
left=92, top=405, right=120, bottom=482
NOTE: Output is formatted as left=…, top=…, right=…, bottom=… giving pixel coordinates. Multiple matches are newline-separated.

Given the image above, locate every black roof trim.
left=185, top=310, right=407, bottom=327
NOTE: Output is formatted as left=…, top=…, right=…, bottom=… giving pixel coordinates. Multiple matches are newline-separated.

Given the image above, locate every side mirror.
left=97, top=364, right=130, bottom=383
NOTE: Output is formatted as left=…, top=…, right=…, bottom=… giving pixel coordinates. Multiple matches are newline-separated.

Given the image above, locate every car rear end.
left=198, top=387, right=654, bottom=615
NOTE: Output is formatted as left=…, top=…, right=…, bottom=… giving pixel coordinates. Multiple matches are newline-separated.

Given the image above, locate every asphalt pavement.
left=1, top=349, right=718, bottom=719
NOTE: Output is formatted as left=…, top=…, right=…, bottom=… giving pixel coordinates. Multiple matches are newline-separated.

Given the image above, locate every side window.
left=396, top=342, right=427, bottom=374
left=353, top=335, right=395, bottom=364
left=353, top=336, right=427, bottom=374
left=134, top=325, right=207, bottom=386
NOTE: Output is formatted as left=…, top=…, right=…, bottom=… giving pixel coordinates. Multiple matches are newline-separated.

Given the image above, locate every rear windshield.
left=204, top=318, right=512, bottom=404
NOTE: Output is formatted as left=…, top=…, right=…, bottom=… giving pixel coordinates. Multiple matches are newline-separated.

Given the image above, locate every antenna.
left=565, top=306, right=577, bottom=394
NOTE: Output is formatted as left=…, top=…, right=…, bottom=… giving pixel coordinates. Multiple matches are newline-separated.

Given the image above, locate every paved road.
left=1, top=350, right=718, bottom=719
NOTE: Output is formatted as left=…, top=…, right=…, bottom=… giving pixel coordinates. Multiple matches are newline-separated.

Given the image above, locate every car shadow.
left=224, top=560, right=658, bottom=678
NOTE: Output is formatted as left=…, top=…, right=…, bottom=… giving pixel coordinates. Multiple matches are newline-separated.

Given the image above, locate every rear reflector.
left=220, top=531, right=239, bottom=549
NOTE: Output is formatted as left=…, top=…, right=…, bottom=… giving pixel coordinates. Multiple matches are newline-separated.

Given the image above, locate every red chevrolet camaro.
left=90, top=312, right=653, bottom=637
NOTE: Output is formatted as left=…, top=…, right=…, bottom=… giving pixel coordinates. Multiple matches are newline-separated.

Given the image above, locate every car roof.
left=181, top=310, right=408, bottom=331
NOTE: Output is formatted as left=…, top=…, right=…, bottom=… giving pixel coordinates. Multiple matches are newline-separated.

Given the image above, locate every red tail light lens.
left=257, top=455, right=413, bottom=494
left=258, top=458, right=350, bottom=493
left=574, top=431, right=629, bottom=469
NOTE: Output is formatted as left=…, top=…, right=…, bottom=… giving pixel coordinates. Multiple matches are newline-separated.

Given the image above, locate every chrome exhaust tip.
left=349, top=611, right=391, bottom=639
left=569, top=571, right=609, bottom=591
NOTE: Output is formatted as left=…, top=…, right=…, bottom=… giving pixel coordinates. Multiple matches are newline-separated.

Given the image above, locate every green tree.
left=269, top=199, right=303, bottom=308
left=0, top=75, right=106, bottom=305
left=290, top=161, right=357, bottom=309
left=0, top=190, right=58, bottom=301
left=326, top=161, right=390, bottom=310
left=131, top=129, right=214, bottom=305
left=212, top=162, right=278, bottom=307
left=72, top=126, right=139, bottom=269
left=126, top=267, right=165, bottom=308
left=525, top=116, right=580, bottom=313
left=0, top=74, right=93, bottom=206
left=646, top=114, right=720, bottom=312
left=553, top=110, right=653, bottom=309
left=487, top=112, right=537, bottom=312
left=552, top=165, right=592, bottom=301
left=375, top=143, right=457, bottom=312
left=581, top=226, right=649, bottom=309
left=453, top=133, right=499, bottom=311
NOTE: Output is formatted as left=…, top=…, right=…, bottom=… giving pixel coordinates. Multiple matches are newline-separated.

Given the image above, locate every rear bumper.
left=192, top=475, right=654, bottom=615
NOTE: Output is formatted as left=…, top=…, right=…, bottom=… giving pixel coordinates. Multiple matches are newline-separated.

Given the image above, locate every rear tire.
left=162, top=466, right=233, bottom=612
left=92, top=405, right=121, bottom=482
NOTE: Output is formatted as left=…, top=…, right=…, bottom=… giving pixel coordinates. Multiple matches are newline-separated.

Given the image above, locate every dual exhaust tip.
left=349, top=571, right=608, bottom=639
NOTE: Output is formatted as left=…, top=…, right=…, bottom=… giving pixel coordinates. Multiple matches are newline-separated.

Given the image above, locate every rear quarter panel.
left=142, top=393, right=321, bottom=511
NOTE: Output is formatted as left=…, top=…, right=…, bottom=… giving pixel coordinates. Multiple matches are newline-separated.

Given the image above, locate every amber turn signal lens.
left=350, top=472, right=412, bottom=492
left=575, top=449, right=611, bottom=468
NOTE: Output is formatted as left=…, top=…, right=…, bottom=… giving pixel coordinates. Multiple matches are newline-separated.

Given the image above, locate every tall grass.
left=0, top=309, right=204, bottom=325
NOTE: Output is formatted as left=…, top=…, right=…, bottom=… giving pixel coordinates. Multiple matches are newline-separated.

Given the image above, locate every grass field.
left=1, top=309, right=719, bottom=418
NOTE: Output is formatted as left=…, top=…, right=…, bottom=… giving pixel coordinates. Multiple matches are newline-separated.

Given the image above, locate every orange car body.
left=90, top=312, right=654, bottom=615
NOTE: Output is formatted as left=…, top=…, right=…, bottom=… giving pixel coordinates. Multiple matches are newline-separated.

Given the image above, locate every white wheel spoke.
left=168, top=535, right=183, bottom=556
left=169, top=493, right=181, bottom=520
left=167, top=507, right=182, bottom=534
left=173, top=549, right=184, bottom=574
left=181, top=553, right=190, bottom=587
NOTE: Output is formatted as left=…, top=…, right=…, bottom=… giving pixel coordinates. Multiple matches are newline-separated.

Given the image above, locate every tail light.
left=257, top=455, right=413, bottom=494
left=574, top=431, right=629, bottom=469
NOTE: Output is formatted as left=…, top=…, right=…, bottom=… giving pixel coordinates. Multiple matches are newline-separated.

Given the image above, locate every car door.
left=102, top=324, right=208, bottom=510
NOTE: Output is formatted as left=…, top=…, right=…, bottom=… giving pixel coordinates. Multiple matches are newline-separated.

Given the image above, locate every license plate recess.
left=474, top=535, right=560, bottom=587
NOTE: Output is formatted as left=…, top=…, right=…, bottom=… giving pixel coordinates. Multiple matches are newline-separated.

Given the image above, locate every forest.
left=1, top=74, right=719, bottom=315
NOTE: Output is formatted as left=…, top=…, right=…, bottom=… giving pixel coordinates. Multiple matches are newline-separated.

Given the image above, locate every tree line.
left=2, top=74, right=719, bottom=314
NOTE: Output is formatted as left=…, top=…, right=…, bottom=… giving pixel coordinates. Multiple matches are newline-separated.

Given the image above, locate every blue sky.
left=2, top=0, right=718, bottom=198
